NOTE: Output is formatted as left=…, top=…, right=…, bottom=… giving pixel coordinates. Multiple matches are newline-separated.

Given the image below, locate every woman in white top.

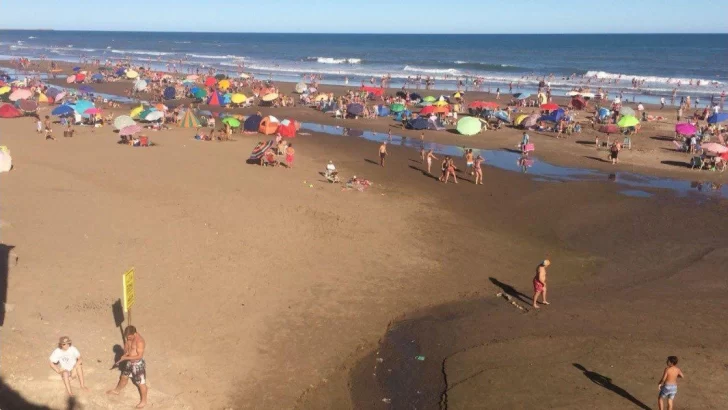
left=49, top=336, right=88, bottom=396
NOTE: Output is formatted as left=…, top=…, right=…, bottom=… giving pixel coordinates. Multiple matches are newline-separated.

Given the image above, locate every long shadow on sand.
left=364, top=158, right=379, bottom=166
left=408, top=165, right=440, bottom=181
left=0, top=244, right=15, bottom=327
left=573, top=363, right=651, bottom=410
left=0, top=374, right=53, bottom=409
left=661, top=160, right=690, bottom=168
left=489, top=277, right=531, bottom=304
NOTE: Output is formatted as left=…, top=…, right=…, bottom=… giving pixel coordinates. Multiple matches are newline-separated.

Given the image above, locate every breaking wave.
left=307, top=57, right=362, bottom=64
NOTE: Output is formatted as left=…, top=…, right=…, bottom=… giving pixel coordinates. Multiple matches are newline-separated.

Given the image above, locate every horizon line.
left=1, top=29, right=727, bottom=35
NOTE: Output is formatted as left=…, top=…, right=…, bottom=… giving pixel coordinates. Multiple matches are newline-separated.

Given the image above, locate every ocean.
left=1, top=31, right=727, bottom=102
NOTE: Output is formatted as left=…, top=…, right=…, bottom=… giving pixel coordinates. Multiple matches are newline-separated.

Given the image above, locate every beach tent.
left=295, top=82, right=307, bottom=94
left=0, top=104, right=23, bottom=118
left=521, top=113, right=540, bottom=128
left=347, top=103, right=364, bottom=116
left=207, top=91, right=223, bottom=106
left=406, top=117, right=429, bottom=130
left=244, top=114, right=262, bottom=132
left=571, top=96, right=586, bottom=110
left=180, top=110, right=201, bottom=128
left=427, top=117, right=446, bottom=131
left=163, top=86, right=176, bottom=100
left=707, top=113, right=728, bottom=124
left=375, top=105, right=390, bottom=117
left=514, top=114, right=528, bottom=126
left=494, top=111, right=511, bottom=122
left=456, top=117, right=481, bottom=136
left=541, top=108, right=564, bottom=123
left=37, top=93, right=49, bottom=104
left=258, top=116, right=280, bottom=135
left=278, top=119, right=297, bottom=138
left=0, top=146, right=11, bottom=173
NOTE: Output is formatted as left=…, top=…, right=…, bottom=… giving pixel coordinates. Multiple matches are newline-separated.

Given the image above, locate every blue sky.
left=3, top=0, right=727, bottom=33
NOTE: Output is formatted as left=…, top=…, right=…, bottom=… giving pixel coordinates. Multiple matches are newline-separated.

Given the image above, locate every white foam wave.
left=585, top=70, right=722, bottom=86
left=28, top=36, right=37, bottom=39
left=308, top=57, right=362, bottom=64
left=110, top=49, right=170, bottom=56
left=186, top=53, right=245, bottom=60
left=403, top=65, right=460, bottom=75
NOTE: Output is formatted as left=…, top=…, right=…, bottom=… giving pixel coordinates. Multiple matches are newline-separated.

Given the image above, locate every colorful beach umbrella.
left=144, top=111, right=164, bottom=122
left=514, top=93, right=531, bottom=100
left=294, top=82, right=307, bottom=94
left=701, top=143, right=728, bottom=154
left=18, top=99, right=38, bottom=113
left=84, top=107, right=102, bottom=115
left=494, top=111, right=510, bottom=122
left=619, top=107, right=635, bottom=116
left=0, top=86, right=10, bottom=95
left=120, top=124, right=142, bottom=136
left=521, top=113, right=540, bottom=128
left=222, top=117, right=240, bottom=128
left=314, top=94, right=328, bottom=102
left=675, top=123, right=697, bottom=136
left=180, top=110, right=201, bottom=128
left=204, top=76, right=216, bottom=87
left=423, top=96, right=436, bottom=102
left=617, top=115, right=639, bottom=128
left=133, top=80, right=147, bottom=91
left=130, top=105, right=145, bottom=118
left=186, top=74, right=199, bottom=81
left=114, top=115, right=136, bottom=130
left=347, top=103, right=364, bottom=115
left=262, top=93, right=279, bottom=102
left=52, top=105, right=75, bottom=117
left=217, top=79, right=230, bottom=90
left=66, top=75, right=76, bottom=84
left=9, top=89, right=32, bottom=101
left=126, top=70, right=139, bottom=79
left=456, top=117, right=482, bottom=136
left=193, top=88, right=207, bottom=99
left=73, top=100, right=94, bottom=115
left=540, top=103, right=559, bottom=111
left=390, top=103, right=405, bottom=113
left=231, top=93, right=246, bottom=104
left=599, top=124, right=619, bottom=134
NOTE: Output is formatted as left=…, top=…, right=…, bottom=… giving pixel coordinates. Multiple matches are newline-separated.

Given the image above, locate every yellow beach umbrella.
left=231, top=93, right=246, bottom=104
left=434, top=100, right=449, bottom=107
left=0, top=86, right=10, bottom=95
left=218, top=79, right=230, bottom=90
left=38, top=93, right=49, bottom=103
left=130, top=105, right=144, bottom=118
left=126, top=70, right=139, bottom=79
left=261, top=93, right=279, bottom=102
left=515, top=114, right=528, bottom=126
left=314, top=94, right=329, bottom=102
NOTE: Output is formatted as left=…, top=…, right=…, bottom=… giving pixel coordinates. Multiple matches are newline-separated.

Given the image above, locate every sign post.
left=122, top=268, right=135, bottom=326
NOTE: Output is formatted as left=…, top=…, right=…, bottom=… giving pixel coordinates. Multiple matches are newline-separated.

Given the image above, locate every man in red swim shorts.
left=532, top=259, right=550, bottom=309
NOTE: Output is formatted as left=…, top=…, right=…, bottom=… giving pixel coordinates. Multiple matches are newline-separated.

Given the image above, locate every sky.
left=2, top=0, right=727, bottom=34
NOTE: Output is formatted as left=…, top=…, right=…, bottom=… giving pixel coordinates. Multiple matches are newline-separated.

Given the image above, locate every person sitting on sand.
left=49, top=336, right=89, bottom=397
left=657, top=356, right=684, bottom=410
left=532, top=259, right=550, bottom=308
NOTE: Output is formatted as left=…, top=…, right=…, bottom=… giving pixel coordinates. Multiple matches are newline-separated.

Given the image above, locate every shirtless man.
left=658, top=356, right=684, bottom=410
left=44, top=115, right=55, bottom=140
left=379, top=142, right=387, bottom=167
left=532, top=260, right=550, bottom=308
left=107, top=326, right=148, bottom=408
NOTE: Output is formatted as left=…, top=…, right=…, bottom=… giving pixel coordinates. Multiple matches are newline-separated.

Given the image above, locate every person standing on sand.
left=107, top=326, right=147, bottom=408
left=464, top=149, right=474, bottom=175
left=657, top=356, right=684, bottom=410
left=532, top=260, right=550, bottom=308
left=443, top=157, right=458, bottom=184
left=44, top=115, right=54, bottom=140
left=609, top=140, right=621, bottom=165
left=285, top=143, right=295, bottom=168
left=379, top=142, right=388, bottom=167
left=49, top=336, right=88, bottom=396
left=474, top=155, right=484, bottom=185
left=426, top=149, right=438, bottom=175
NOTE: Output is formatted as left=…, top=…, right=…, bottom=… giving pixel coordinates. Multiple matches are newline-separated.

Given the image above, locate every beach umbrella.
left=494, top=111, right=510, bottom=122
left=468, top=101, right=498, bottom=109
left=390, top=103, right=405, bottom=113
left=9, top=89, right=31, bottom=101
left=675, top=123, right=697, bottom=136
left=204, top=76, right=216, bottom=87
left=52, top=105, right=75, bottom=116
left=598, top=107, right=610, bottom=118
left=84, top=107, right=102, bottom=115
left=186, top=74, right=199, bottom=81
left=0, top=86, right=10, bottom=95
left=423, top=96, right=436, bottom=102
left=521, top=113, right=540, bottom=128
left=452, top=92, right=462, bottom=100
left=434, top=105, right=450, bottom=114
left=294, top=82, right=307, bottom=94
left=66, top=75, right=76, bottom=84
left=163, top=86, right=176, bottom=100
left=137, top=108, right=156, bottom=119
left=196, top=109, right=213, bottom=117
left=72, top=100, right=94, bottom=115
left=155, top=103, right=168, bottom=111
left=113, top=115, right=136, bottom=130
left=514, top=93, right=531, bottom=100
left=72, top=66, right=81, bottom=72
left=707, top=113, right=728, bottom=124
left=244, top=114, right=262, bottom=131
left=193, top=88, right=207, bottom=99
left=434, top=100, right=450, bottom=108
left=218, top=79, right=231, bottom=90
left=262, top=93, right=279, bottom=102
left=456, top=117, right=482, bottom=136
left=308, top=87, right=317, bottom=93
left=0, top=146, right=11, bottom=172
left=540, top=103, right=559, bottom=111
left=37, top=93, right=49, bottom=104
left=599, top=124, right=619, bottom=134
left=18, top=99, right=37, bottom=113
left=617, top=115, right=639, bottom=128
left=222, top=117, right=240, bottom=128
left=409, top=93, right=422, bottom=101
left=91, top=73, right=104, bottom=82
left=115, top=68, right=126, bottom=77
left=78, top=85, right=94, bottom=94
left=54, top=92, right=67, bottom=102
left=514, top=114, right=528, bottom=126
left=249, top=140, right=273, bottom=160
left=0, top=104, right=22, bottom=118
left=180, top=110, right=201, bottom=128
left=45, top=88, right=61, bottom=98
left=133, top=80, right=147, bottom=91
left=347, top=103, right=364, bottom=115
left=314, top=94, right=328, bottom=102
left=182, top=80, right=195, bottom=86
left=222, top=93, right=231, bottom=105
left=231, top=93, right=246, bottom=104
left=418, top=101, right=432, bottom=107
left=75, top=73, right=86, bottom=82
left=144, top=111, right=164, bottom=122
left=130, top=105, right=145, bottom=118
left=701, top=143, right=728, bottom=154
left=119, top=124, right=142, bottom=136
left=619, top=106, right=635, bottom=116
left=126, top=70, right=139, bottom=79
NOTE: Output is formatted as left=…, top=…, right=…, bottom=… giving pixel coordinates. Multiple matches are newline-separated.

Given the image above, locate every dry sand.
left=1, top=61, right=728, bottom=410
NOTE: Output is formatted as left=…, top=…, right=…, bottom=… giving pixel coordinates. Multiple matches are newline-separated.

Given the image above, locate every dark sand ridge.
left=5, top=59, right=720, bottom=184
left=1, top=61, right=727, bottom=409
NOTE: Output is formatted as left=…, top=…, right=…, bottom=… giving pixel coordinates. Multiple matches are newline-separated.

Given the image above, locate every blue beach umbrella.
left=347, top=103, right=364, bottom=116
left=79, top=85, right=94, bottom=94
left=409, top=93, right=422, bottom=101
left=163, top=86, right=176, bottom=100
left=707, top=113, right=728, bottom=124
left=244, top=114, right=262, bottom=131
left=115, top=68, right=126, bottom=77
left=91, top=73, right=103, bottom=81
left=598, top=107, right=610, bottom=118
left=52, top=105, right=75, bottom=116
left=72, top=100, right=94, bottom=115
left=494, top=111, right=510, bottom=122
left=45, top=88, right=61, bottom=99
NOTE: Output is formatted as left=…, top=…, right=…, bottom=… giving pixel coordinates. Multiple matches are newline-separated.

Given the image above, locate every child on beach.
left=658, top=356, right=684, bottom=410
left=285, top=144, right=295, bottom=168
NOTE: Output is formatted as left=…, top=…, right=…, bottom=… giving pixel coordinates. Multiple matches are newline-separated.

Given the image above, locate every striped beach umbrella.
left=180, top=110, right=201, bottom=128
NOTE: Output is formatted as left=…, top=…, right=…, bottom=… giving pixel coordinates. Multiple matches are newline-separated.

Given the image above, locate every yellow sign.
left=122, top=268, right=135, bottom=312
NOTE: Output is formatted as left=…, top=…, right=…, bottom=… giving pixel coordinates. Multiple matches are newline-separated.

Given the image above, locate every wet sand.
left=1, top=61, right=727, bottom=410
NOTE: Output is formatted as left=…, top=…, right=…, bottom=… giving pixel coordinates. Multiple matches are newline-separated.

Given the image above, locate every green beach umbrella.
left=423, top=96, right=436, bottom=102
left=390, top=103, right=405, bottom=113
left=418, top=101, right=432, bottom=107
left=138, top=108, right=156, bottom=120
left=193, top=88, right=207, bottom=99
left=617, top=115, right=639, bottom=128
left=222, top=117, right=240, bottom=128
left=456, top=117, right=482, bottom=136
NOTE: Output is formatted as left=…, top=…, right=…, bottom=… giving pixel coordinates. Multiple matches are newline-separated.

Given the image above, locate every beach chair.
left=622, top=136, right=631, bottom=150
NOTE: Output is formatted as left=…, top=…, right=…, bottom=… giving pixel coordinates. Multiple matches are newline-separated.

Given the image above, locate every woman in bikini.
left=426, top=149, right=438, bottom=175
left=443, top=157, right=458, bottom=184
left=439, top=157, right=449, bottom=182
left=474, top=155, right=484, bottom=185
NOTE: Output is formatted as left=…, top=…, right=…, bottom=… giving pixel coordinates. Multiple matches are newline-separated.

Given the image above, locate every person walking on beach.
left=532, top=260, right=550, bottom=308
left=464, top=149, right=474, bottom=175
left=610, top=140, right=621, bottom=165
left=36, top=117, right=42, bottom=134
left=379, top=142, right=388, bottom=167
left=285, top=143, right=295, bottom=168
left=443, top=157, right=458, bottom=184
left=107, top=326, right=148, bottom=408
left=426, top=149, right=438, bottom=174
left=660, top=97, right=666, bottom=110
left=44, top=115, right=54, bottom=140
left=49, top=336, right=88, bottom=396
left=657, top=356, right=684, bottom=410
left=474, top=154, right=484, bottom=185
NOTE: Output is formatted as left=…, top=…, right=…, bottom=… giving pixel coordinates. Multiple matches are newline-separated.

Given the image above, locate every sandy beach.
left=1, top=58, right=728, bottom=410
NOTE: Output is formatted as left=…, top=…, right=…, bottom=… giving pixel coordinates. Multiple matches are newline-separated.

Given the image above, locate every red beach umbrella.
left=540, top=103, right=559, bottom=111
left=204, top=76, right=216, bottom=87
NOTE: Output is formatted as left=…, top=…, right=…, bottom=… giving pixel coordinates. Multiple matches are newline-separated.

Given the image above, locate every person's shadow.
left=489, top=277, right=531, bottom=304
left=573, top=363, right=651, bottom=409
